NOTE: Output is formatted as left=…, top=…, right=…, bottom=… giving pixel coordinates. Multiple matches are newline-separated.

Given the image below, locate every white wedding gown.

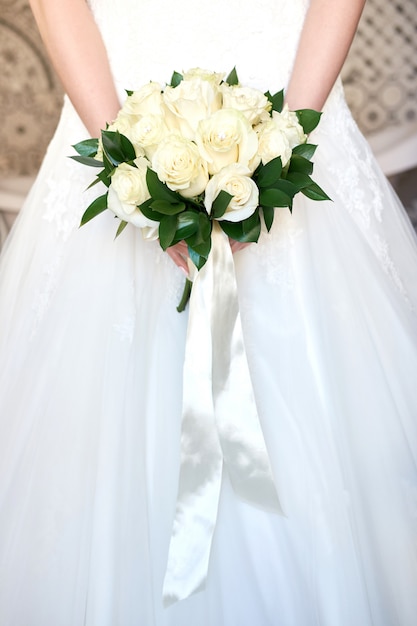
left=1, top=0, right=417, bottom=624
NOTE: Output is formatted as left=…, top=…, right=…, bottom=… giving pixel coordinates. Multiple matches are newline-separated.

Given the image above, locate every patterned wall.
left=343, top=0, right=417, bottom=135
left=0, top=0, right=416, bottom=176
left=0, top=0, right=63, bottom=176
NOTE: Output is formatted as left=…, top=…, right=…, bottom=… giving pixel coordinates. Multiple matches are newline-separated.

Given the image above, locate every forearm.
left=285, top=0, right=366, bottom=111
left=29, top=0, right=121, bottom=136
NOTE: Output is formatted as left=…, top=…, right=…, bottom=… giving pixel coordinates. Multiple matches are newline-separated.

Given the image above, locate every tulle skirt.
left=1, top=88, right=417, bottom=625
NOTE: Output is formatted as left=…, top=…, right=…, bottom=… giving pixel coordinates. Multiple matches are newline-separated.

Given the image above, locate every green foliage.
left=150, top=200, right=186, bottom=215
left=159, top=215, right=178, bottom=249
left=80, top=193, right=108, bottom=226
left=262, top=206, right=274, bottom=232
left=302, top=182, right=331, bottom=202
left=170, top=71, right=183, bottom=87
left=225, top=67, right=239, bottom=86
left=102, top=130, right=136, bottom=165
left=72, top=138, right=99, bottom=158
left=175, top=211, right=201, bottom=240
left=292, top=143, right=317, bottom=159
left=285, top=172, right=313, bottom=189
left=220, top=210, right=261, bottom=243
left=186, top=213, right=212, bottom=257
left=288, top=154, right=314, bottom=175
left=256, top=156, right=283, bottom=187
left=295, top=109, right=322, bottom=134
left=115, top=220, right=128, bottom=238
left=265, top=89, right=284, bottom=113
left=211, top=190, right=233, bottom=219
left=70, top=155, right=103, bottom=168
left=260, top=188, right=292, bottom=208
left=146, top=168, right=181, bottom=203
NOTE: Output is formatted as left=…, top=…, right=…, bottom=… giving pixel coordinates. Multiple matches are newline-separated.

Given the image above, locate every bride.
left=1, top=0, right=417, bottom=624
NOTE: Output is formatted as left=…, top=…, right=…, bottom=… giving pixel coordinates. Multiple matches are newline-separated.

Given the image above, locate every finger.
left=230, top=240, right=251, bottom=254
left=166, top=246, right=189, bottom=274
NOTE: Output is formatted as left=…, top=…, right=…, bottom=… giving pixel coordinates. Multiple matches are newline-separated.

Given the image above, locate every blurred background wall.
left=0, top=0, right=416, bottom=249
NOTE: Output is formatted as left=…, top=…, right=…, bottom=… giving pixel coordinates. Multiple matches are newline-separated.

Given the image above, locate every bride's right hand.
left=166, top=241, right=190, bottom=275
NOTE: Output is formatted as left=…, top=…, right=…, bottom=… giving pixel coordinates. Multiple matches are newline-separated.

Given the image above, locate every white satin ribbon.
left=163, top=223, right=283, bottom=606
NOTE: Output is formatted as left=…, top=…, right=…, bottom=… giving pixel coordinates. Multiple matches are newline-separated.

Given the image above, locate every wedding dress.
left=1, top=0, right=417, bottom=624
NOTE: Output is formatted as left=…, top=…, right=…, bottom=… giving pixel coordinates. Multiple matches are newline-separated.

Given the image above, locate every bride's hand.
left=229, top=240, right=251, bottom=254
left=166, top=239, right=251, bottom=274
left=166, top=241, right=189, bottom=275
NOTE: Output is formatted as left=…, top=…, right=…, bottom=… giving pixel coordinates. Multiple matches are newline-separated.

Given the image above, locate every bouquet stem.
left=177, top=278, right=193, bottom=313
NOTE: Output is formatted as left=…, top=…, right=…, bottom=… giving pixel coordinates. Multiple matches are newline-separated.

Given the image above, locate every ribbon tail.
left=163, top=224, right=283, bottom=606
left=210, top=223, right=283, bottom=513
left=163, top=252, right=222, bottom=606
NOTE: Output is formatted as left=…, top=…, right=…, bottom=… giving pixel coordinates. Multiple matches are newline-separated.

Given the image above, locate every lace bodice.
left=87, top=0, right=310, bottom=96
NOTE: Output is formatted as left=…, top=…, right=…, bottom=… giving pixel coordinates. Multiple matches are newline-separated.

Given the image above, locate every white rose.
left=163, top=78, right=222, bottom=139
left=130, top=114, right=170, bottom=159
left=204, top=163, right=259, bottom=222
left=105, top=112, right=145, bottom=158
left=122, top=82, right=164, bottom=117
left=108, top=111, right=134, bottom=137
left=220, top=84, right=271, bottom=125
left=196, top=108, right=259, bottom=175
left=182, top=67, right=224, bottom=86
left=151, top=133, right=209, bottom=198
left=108, top=157, right=157, bottom=228
left=256, top=118, right=292, bottom=166
left=270, top=106, right=307, bottom=148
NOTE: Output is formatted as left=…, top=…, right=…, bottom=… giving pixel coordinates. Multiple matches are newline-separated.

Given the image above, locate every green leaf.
left=150, top=200, right=186, bottom=215
left=70, top=155, right=103, bottom=168
left=269, top=89, right=284, bottom=113
left=102, top=150, right=116, bottom=177
left=186, top=213, right=212, bottom=257
left=170, top=71, right=183, bottom=87
left=225, top=67, right=239, bottom=86
left=288, top=154, right=314, bottom=175
left=295, top=109, right=322, bottom=134
left=176, top=211, right=200, bottom=239
left=260, top=188, right=291, bottom=208
left=115, top=220, right=128, bottom=238
left=186, top=212, right=211, bottom=247
left=125, top=89, right=134, bottom=97
left=188, top=248, right=207, bottom=271
left=262, top=206, right=274, bottom=232
left=87, top=169, right=111, bottom=190
left=256, top=156, right=282, bottom=187
left=159, top=215, right=178, bottom=249
left=138, top=197, right=165, bottom=222
left=80, top=193, right=108, bottom=226
left=271, top=178, right=298, bottom=198
left=102, top=130, right=136, bottom=165
left=146, top=168, right=181, bottom=203
left=220, top=210, right=261, bottom=243
left=188, top=237, right=211, bottom=258
left=292, top=143, right=317, bottom=159
left=72, top=138, right=99, bottom=157
left=285, top=172, right=313, bottom=189
left=211, top=190, right=233, bottom=219
left=302, top=182, right=331, bottom=202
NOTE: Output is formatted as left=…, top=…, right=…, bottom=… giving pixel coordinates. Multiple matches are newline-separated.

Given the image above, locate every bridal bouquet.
left=72, top=67, right=329, bottom=309
left=72, top=68, right=330, bottom=598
